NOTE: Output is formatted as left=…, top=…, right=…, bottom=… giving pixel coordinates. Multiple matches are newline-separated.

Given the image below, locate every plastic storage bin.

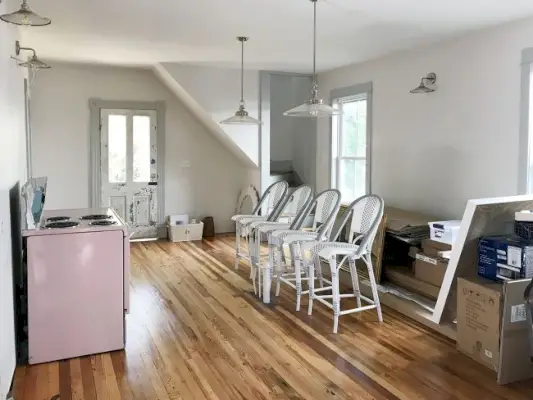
left=428, top=220, right=461, bottom=245
left=168, top=222, right=204, bottom=242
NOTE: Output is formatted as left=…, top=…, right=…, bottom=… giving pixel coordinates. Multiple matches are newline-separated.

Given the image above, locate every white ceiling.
left=17, top=0, right=533, bottom=72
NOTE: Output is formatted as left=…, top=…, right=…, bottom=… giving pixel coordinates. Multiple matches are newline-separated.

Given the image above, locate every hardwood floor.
left=13, top=236, right=533, bottom=399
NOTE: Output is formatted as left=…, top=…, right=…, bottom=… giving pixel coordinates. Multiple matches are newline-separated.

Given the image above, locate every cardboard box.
left=457, top=277, right=533, bottom=384
left=422, top=239, right=452, bottom=257
left=478, top=236, right=533, bottom=282
left=414, top=253, right=447, bottom=287
left=408, top=246, right=419, bottom=259
left=457, top=277, right=502, bottom=371
left=386, top=266, right=440, bottom=300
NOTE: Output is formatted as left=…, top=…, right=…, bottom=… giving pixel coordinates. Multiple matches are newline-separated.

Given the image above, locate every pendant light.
left=221, top=37, right=262, bottom=125
left=0, top=0, right=51, bottom=26
left=284, top=0, right=340, bottom=118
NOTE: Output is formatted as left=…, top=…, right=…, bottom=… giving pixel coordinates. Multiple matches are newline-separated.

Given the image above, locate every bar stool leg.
left=349, top=258, right=362, bottom=308
left=308, top=258, right=315, bottom=316
left=295, top=252, right=302, bottom=312
left=365, top=254, right=383, bottom=322
left=330, top=257, right=340, bottom=334
left=235, top=224, right=241, bottom=270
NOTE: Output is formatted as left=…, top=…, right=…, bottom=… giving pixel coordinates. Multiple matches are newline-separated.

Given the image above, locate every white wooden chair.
left=267, top=189, right=342, bottom=309
left=231, top=181, right=288, bottom=270
left=245, top=185, right=314, bottom=297
left=295, top=195, right=384, bottom=333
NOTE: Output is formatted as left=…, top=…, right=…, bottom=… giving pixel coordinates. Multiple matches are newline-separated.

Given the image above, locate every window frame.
left=330, top=82, right=373, bottom=203
left=519, top=49, right=533, bottom=194
left=89, top=99, right=166, bottom=226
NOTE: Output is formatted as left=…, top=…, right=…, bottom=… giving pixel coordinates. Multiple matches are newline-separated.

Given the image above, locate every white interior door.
left=100, top=109, right=159, bottom=239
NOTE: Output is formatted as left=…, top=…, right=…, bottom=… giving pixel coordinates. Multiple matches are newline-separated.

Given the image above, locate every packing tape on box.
left=416, top=253, right=437, bottom=265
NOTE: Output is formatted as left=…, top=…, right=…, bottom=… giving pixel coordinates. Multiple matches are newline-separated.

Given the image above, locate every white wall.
left=270, top=74, right=295, bottom=162
left=291, top=76, right=317, bottom=186
left=161, top=63, right=259, bottom=166
left=317, top=16, right=533, bottom=218
left=0, top=5, right=26, bottom=397
left=269, top=74, right=316, bottom=185
left=31, top=63, right=247, bottom=233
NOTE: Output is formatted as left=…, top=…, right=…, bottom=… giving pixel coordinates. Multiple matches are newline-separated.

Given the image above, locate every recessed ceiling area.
left=19, top=0, right=533, bottom=71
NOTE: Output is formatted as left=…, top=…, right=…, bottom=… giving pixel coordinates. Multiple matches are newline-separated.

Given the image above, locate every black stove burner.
left=80, top=214, right=112, bottom=221
left=46, top=216, right=70, bottom=222
left=45, top=221, right=80, bottom=229
left=89, top=220, right=117, bottom=226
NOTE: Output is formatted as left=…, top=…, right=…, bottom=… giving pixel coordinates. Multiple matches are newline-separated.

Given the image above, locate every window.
left=331, top=83, right=372, bottom=202
left=522, top=50, right=533, bottom=194
left=133, top=115, right=151, bottom=182
left=108, top=114, right=127, bottom=183
left=103, top=110, right=156, bottom=185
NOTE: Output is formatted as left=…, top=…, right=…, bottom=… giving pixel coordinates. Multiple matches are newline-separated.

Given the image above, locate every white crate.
left=168, top=222, right=204, bottom=242
left=429, top=220, right=461, bottom=245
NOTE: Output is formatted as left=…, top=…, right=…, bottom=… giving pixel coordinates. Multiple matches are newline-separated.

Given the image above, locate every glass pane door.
left=108, top=115, right=127, bottom=183
left=133, top=115, right=151, bottom=183
left=100, top=109, right=159, bottom=239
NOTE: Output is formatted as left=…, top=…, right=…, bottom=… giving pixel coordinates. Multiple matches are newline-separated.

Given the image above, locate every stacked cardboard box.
left=414, top=239, right=451, bottom=287
left=457, top=277, right=533, bottom=384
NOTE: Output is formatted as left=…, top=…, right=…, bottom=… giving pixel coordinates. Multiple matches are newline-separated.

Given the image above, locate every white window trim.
left=519, top=48, right=533, bottom=194
left=329, top=82, right=373, bottom=203
left=24, top=78, right=32, bottom=180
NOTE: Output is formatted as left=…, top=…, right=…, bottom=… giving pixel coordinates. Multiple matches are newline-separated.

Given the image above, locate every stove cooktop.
left=24, top=208, right=127, bottom=237
left=46, top=216, right=70, bottom=222
left=45, top=221, right=80, bottom=229
left=80, top=214, right=112, bottom=221
left=89, top=220, right=117, bottom=226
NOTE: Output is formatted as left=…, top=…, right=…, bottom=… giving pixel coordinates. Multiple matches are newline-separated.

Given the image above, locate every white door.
left=100, top=109, right=159, bottom=239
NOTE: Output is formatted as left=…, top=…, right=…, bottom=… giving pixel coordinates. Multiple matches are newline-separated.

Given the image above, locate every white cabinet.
left=168, top=222, right=204, bottom=242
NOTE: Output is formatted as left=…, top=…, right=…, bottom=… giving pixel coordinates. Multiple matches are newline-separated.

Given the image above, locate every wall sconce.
left=410, top=72, right=437, bottom=94
left=12, top=41, right=51, bottom=69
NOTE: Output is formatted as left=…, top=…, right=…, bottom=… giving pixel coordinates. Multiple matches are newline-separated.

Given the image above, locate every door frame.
left=89, top=99, right=166, bottom=232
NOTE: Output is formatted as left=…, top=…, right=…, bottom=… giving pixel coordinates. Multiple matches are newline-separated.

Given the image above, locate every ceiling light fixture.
left=220, top=37, right=262, bottom=125
left=0, top=0, right=51, bottom=26
left=284, top=0, right=341, bottom=118
left=12, top=41, right=51, bottom=69
left=410, top=72, right=437, bottom=94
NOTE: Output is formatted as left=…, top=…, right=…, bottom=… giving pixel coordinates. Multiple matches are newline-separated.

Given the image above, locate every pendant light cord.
left=240, top=39, right=245, bottom=105
left=312, top=0, right=317, bottom=86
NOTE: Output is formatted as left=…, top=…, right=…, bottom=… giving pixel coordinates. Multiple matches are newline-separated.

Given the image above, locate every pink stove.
left=22, top=208, right=130, bottom=365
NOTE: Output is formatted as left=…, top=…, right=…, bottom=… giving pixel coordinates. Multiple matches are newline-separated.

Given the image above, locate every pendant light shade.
left=284, top=0, right=341, bottom=118
left=18, top=55, right=51, bottom=69
left=221, top=37, right=262, bottom=125
left=220, top=111, right=262, bottom=125
left=283, top=84, right=341, bottom=117
left=1, top=0, right=51, bottom=26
